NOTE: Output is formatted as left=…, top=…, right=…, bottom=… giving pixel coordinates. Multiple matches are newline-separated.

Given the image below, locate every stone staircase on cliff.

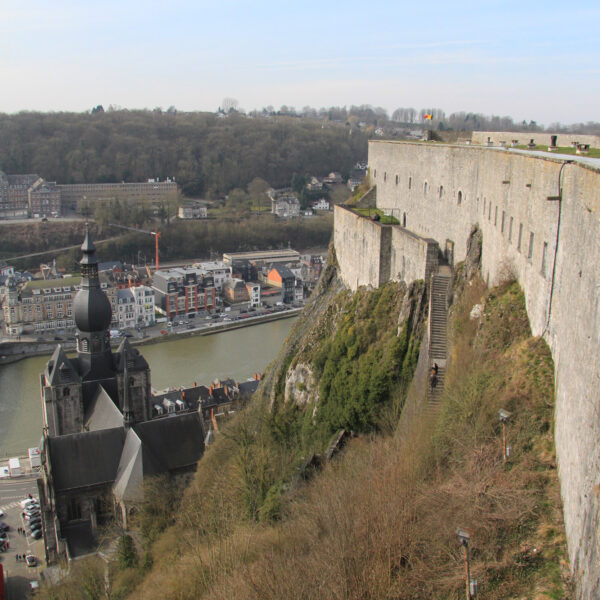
left=427, top=267, right=452, bottom=407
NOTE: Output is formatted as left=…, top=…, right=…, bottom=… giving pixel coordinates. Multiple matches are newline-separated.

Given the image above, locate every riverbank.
left=0, top=308, right=302, bottom=364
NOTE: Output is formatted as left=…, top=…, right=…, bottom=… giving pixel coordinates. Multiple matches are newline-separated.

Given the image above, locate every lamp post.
left=498, top=409, right=512, bottom=462
left=457, top=528, right=472, bottom=600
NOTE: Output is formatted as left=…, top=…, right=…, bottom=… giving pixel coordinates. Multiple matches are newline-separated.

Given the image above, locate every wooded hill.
left=0, top=110, right=368, bottom=197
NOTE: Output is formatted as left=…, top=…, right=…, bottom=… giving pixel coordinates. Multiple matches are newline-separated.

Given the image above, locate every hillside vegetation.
left=37, top=257, right=571, bottom=599
left=0, top=215, right=333, bottom=271
left=0, top=111, right=367, bottom=197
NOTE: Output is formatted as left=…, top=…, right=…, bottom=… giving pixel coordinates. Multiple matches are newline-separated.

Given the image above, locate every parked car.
left=30, top=529, right=43, bottom=540
left=25, top=511, right=40, bottom=521
left=25, top=554, right=37, bottom=567
left=28, top=518, right=42, bottom=529
left=20, top=498, right=38, bottom=509
left=0, top=509, right=4, bottom=517
left=0, top=522, right=9, bottom=532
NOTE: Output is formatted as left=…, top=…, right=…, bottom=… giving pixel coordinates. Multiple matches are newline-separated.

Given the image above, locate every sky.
left=1, top=0, right=598, bottom=126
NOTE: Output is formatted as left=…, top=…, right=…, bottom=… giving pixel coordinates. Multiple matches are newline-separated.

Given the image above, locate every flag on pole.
left=424, top=113, right=433, bottom=120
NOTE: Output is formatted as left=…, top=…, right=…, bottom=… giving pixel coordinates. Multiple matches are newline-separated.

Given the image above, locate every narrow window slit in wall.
left=541, top=242, right=548, bottom=276
left=528, top=232, right=534, bottom=260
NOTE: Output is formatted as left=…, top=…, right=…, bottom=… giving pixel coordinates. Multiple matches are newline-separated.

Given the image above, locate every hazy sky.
left=1, top=0, right=598, bottom=125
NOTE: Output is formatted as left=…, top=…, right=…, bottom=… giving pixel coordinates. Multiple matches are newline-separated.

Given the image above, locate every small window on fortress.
left=494, top=206, right=498, bottom=226
left=384, top=172, right=387, bottom=182
left=488, top=203, right=492, bottom=220
left=528, top=232, right=534, bottom=260
left=395, top=174, right=398, bottom=185
left=501, top=211, right=505, bottom=233
left=541, top=242, right=548, bottom=276
left=517, top=223, right=523, bottom=251
left=374, top=169, right=377, bottom=178
left=408, top=177, right=412, bottom=189
left=424, top=181, right=428, bottom=195
left=439, top=185, right=444, bottom=198
left=483, top=198, right=486, bottom=215
left=457, top=191, right=463, bottom=205
left=509, top=217, right=513, bottom=242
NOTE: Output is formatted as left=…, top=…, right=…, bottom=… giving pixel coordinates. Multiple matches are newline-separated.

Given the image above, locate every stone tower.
left=41, top=225, right=152, bottom=437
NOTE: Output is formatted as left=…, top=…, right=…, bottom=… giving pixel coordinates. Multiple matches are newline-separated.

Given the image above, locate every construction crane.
left=110, top=224, right=162, bottom=270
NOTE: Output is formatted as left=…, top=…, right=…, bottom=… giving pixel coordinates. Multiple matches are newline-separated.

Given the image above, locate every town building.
left=264, top=266, right=296, bottom=304
left=0, top=173, right=43, bottom=219
left=312, top=198, right=330, bottom=211
left=58, top=179, right=178, bottom=213
left=269, top=189, right=300, bottom=217
left=306, top=176, right=323, bottom=192
left=323, top=171, right=343, bottom=184
left=191, top=260, right=232, bottom=291
left=152, top=267, right=216, bottom=318
left=28, top=180, right=61, bottom=217
left=246, top=282, right=261, bottom=307
left=223, top=278, right=249, bottom=304
left=178, top=204, right=207, bottom=219
left=2, top=276, right=80, bottom=336
left=39, top=228, right=205, bottom=562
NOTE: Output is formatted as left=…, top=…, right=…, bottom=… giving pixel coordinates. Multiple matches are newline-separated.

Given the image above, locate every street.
left=0, top=476, right=44, bottom=599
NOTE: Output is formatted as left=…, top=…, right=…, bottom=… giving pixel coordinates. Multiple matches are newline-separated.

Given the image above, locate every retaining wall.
left=367, top=140, right=600, bottom=599
left=334, top=205, right=436, bottom=290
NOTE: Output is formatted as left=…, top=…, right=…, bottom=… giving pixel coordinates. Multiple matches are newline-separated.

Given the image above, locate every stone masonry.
left=338, top=140, right=600, bottom=599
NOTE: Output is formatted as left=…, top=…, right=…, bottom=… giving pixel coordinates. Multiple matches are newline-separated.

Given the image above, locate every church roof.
left=115, top=338, right=149, bottom=372
left=85, top=385, right=124, bottom=431
left=113, top=429, right=163, bottom=502
left=48, top=428, right=127, bottom=492
left=134, top=413, right=204, bottom=472
left=46, top=345, right=80, bottom=386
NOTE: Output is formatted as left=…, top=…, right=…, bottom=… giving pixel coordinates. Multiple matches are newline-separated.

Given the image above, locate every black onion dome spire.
left=73, top=224, right=112, bottom=332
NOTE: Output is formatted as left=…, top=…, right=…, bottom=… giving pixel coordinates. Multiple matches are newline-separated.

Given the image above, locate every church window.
left=457, top=191, right=463, bottom=205
left=408, top=176, right=412, bottom=189
left=439, top=185, right=444, bottom=198
left=517, top=223, right=523, bottom=251
left=423, top=181, right=428, bottom=195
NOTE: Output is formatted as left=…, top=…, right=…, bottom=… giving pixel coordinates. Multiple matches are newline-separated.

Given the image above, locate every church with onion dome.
left=39, top=226, right=205, bottom=564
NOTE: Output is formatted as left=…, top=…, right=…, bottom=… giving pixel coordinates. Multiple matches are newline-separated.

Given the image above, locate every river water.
left=0, top=318, right=296, bottom=458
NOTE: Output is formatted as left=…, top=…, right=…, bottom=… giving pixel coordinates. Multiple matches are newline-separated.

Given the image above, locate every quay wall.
left=360, top=140, right=600, bottom=599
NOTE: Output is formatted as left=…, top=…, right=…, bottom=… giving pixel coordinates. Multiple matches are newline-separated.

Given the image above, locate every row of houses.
left=1, top=251, right=325, bottom=336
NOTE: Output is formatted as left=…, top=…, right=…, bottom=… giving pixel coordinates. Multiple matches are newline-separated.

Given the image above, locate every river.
left=0, top=317, right=296, bottom=458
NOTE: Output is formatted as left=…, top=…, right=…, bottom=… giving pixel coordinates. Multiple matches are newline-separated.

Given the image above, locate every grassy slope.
left=118, top=265, right=571, bottom=599
left=37, top=262, right=571, bottom=599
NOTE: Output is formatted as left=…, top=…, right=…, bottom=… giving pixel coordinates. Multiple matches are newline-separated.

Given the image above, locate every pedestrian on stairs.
left=430, top=363, right=438, bottom=393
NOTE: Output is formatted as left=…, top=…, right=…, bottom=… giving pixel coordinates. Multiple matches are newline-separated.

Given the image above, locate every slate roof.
left=134, top=413, right=204, bottom=472
left=238, top=379, right=260, bottom=399
left=46, top=346, right=80, bottom=386
left=48, top=428, right=126, bottom=492
left=115, top=338, right=150, bottom=372
left=85, top=386, right=123, bottom=431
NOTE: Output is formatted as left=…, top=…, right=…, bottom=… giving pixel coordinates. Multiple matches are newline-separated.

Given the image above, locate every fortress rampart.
left=334, top=140, right=600, bottom=598
left=471, top=131, right=600, bottom=149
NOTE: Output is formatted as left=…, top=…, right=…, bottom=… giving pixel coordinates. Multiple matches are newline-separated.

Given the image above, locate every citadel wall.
left=343, top=140, right=600, bottom=598
left=471, top=131, right=600, bottom=149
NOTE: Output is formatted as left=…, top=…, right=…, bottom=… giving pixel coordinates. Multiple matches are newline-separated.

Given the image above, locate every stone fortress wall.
left=472, top=130, right=600, bottom=149
left=334, top=140, right=600, bottom=599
